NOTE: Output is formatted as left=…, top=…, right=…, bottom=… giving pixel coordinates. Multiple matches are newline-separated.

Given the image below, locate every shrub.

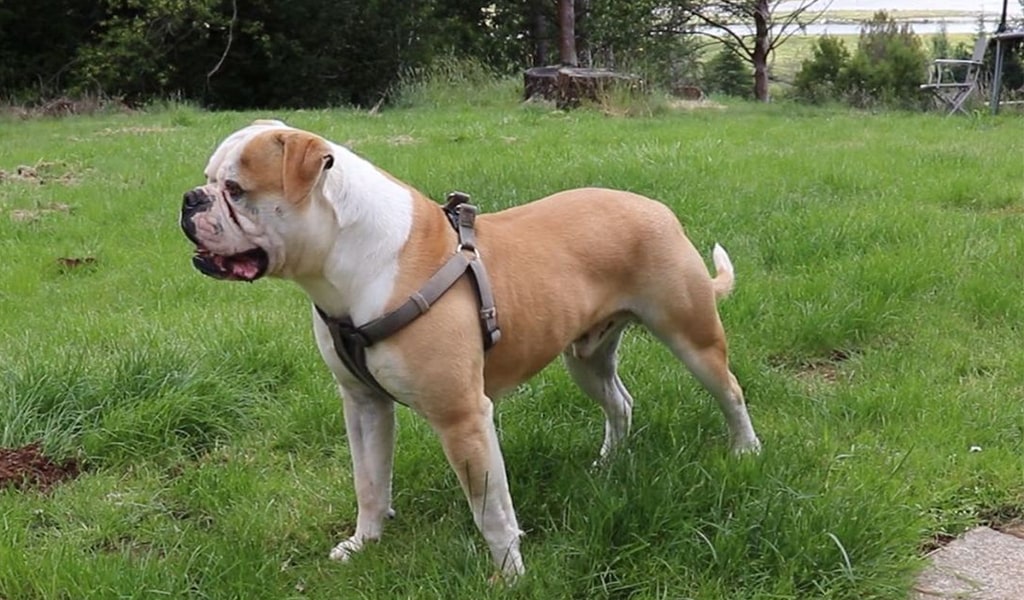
left=793, top=36, right=851, bottom=104
left=841, top=11, right=928, bottom=108
left=704, top=48, right=752, bottom=98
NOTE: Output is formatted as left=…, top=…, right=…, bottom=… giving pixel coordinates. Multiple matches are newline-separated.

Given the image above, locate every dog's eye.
left=223, top=179, right=244, bottom=199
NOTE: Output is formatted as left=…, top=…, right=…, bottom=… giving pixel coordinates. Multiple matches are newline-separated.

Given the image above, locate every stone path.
left=913, top=526, right=1024, bottom=599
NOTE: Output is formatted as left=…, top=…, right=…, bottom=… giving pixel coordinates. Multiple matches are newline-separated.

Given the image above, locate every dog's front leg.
left=429, top=395, right=525, bottom=579
left=329, top=386, right=396, bottom=562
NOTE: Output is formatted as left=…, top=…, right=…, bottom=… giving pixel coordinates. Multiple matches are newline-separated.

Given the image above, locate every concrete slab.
left=912, top=526, right=1024, bottom=599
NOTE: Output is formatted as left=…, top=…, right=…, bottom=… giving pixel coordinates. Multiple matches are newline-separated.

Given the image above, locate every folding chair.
left=920, top=36, right=989, bottom=115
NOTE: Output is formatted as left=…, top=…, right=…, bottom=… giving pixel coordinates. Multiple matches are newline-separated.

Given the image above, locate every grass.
left=1, top=92, right=1023, bottom=599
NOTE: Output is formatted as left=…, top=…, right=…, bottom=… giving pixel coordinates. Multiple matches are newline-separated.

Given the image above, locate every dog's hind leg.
left=563, top=317, right=634, bottom=460
left=660, top=330, right=760, bottom=454
left=329, top=386, right=397, bottom=562
left=633, top=243, right=761, bottom=454
left=428, top=395, right=525, bottom=579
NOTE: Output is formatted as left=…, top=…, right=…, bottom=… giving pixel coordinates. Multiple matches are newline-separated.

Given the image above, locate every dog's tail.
left=711, top=243, right=735, bottom=300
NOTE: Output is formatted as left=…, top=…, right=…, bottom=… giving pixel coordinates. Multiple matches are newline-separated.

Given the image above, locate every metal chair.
left=920, top=36, right=990, bottom=115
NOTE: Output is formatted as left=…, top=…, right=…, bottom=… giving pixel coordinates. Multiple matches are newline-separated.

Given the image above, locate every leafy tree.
left=705, top=47, right=752, bottom=97
left=688, top=0, right=829, bottom=101
left=0, top=0, right=106, bottom=99
left=842, top=11, right=928, bottom=108
left=793, top=36, right=849, bottom=104
left=584, top=0, right=701, bottom=88
left=72, top=0, right=227, bottom=102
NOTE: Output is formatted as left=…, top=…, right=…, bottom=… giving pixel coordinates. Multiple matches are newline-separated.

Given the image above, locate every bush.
left=793, top=36, right=851, bottom=104
left=841, top=11, right=928, bottom=108
left=704, top=48, right=752, bottom=98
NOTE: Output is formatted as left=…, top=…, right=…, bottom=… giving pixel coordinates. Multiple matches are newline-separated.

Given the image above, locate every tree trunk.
left=752, top=0, right=770, bottom=101
left=558, top=0, right=578, bottom=67
left=574, top=0, right=590, bottom=67
left=530, top=0, right=550, bottom=67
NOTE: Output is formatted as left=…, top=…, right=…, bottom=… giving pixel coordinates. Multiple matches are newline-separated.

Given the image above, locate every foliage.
left=0, top=0, right=106, bottom=101
left=72, top=0, right=226, bottom=102
left=688, top=0, right=830, bottom=101
left=0, top=0, right=508, bottom=108
left=0, top=0, right=712, bottom=108
left=841, top=11, right=929, bottom=109
left=704, top=47, right=753, bottom=98
left=791, top=12, right=929, bottom=109
left=583, top=0, right=702, bottom=89
left=793, top=36, right=850, bottom=104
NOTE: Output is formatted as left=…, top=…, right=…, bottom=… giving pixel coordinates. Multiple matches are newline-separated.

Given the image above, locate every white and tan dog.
left=179, top=120, right=761, bottom=578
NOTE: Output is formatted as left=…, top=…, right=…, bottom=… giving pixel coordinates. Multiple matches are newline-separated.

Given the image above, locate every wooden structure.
left=920, top=36, right=989, bottom=115
left=989, top=30, right=1024, bottom=114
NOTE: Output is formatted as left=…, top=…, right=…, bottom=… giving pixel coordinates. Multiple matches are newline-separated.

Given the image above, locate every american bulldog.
left=179, top=120, right=761, bottom=579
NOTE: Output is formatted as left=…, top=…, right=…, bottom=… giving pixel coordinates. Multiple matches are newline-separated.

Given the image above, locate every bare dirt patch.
left=771, top=348, right=855, bottom=384
left=0, top=442, right=81, bottom=492
left=0, top=161, right=82, bottom=187
left=1, top=96, right=133, bottom=119
left=57, top=256, right=98, bottom=272
left=798, top=348, right=855, bottom=383
left=8, top=202, right=73, bottom=223
left=920, top=531, right=959, bottom=555
left=343, top=134, right=420, bottom=148
left=95, top=126, right=176, bottom=136
left=668, top=99, right=727, bottom=111
left=981, top=504, right=1024, bottom=539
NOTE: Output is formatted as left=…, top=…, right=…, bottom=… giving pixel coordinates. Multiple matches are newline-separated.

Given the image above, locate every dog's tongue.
left=208, top=252, right=260, bottom=281
left=231, top=257, right=261, bottom=280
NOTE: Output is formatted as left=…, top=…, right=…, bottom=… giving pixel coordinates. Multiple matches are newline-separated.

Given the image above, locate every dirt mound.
left=0, top=442, right=80, bottom=492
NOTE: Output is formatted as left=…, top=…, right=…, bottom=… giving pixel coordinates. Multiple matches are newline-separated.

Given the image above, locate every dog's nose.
left=183, top=189, right=208, bottom=210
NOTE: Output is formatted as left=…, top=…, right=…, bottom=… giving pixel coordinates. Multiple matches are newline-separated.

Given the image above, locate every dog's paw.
left=731, top=436, right=762, bottom=455
left=328, top=536, right=364, bottom=562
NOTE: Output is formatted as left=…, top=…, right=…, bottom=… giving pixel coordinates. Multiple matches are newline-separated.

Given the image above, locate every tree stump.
left=523, top=66, right=644, bottom=109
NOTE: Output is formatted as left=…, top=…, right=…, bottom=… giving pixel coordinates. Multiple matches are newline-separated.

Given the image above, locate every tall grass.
left=1, top=88, right=1022, bottom=598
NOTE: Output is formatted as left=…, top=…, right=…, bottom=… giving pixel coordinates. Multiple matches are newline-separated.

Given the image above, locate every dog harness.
left=315, top=193, right=501, bottom=403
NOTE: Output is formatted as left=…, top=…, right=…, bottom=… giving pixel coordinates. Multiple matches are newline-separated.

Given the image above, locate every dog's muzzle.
left=179, top=188, right=269, bottom=282
left=180, top=188, right=210, bottom=246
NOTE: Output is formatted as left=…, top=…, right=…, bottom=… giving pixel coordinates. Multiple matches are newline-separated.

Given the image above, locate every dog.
left=179, top=120, right=761, bottom=579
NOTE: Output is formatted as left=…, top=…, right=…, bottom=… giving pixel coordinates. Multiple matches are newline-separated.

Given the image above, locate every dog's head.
left=180, top=120, right=335, bottom=281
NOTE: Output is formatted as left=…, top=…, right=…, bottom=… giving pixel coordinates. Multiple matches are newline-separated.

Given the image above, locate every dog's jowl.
left=180, top=120, right=761, bottom=579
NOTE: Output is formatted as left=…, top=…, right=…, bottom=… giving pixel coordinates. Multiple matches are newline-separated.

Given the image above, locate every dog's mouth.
left=191, top=246, right=269, bottom=282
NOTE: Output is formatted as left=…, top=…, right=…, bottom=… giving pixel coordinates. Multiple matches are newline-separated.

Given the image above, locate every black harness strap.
left=316, top=193, right=500, bottom=402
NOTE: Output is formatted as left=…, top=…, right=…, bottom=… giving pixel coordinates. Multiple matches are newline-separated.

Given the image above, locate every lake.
left=776, top=0, right=1022, bottom=35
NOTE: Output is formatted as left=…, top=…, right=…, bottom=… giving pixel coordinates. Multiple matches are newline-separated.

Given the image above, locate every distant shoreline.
left=825, top=10, right=979, bottom=21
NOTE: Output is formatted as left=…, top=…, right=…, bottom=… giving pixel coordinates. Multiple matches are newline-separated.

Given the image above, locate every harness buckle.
left=335, top=321, right=373, bottom=347
left=457, top=243, right=480, bottom=259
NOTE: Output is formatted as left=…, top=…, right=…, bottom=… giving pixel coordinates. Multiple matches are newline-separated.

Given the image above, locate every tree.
left=841, top=11, right=929, bottom=108
left=688, top=0, right=830, bottom=101
left=0, top=0, right=106, bottom=99
left=558, top=0, right=579, bottom=66
left=792, top=35, right=849, bottom=103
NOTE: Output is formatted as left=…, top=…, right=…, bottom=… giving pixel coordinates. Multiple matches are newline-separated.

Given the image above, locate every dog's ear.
left=277, top=132, right=334, bottom=206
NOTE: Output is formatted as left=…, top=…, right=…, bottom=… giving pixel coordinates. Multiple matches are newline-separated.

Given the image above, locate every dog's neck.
left=294, top=145, right=420, bottom=325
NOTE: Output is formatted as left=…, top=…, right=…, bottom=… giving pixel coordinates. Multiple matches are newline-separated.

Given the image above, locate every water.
left=768, top=1, right=1022, bottom=36
left=779, top=1, right=1020, bottom=15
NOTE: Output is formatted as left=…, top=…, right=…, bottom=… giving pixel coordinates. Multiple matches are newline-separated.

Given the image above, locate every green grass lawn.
left=1, top=95, right=1023, bottom=598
